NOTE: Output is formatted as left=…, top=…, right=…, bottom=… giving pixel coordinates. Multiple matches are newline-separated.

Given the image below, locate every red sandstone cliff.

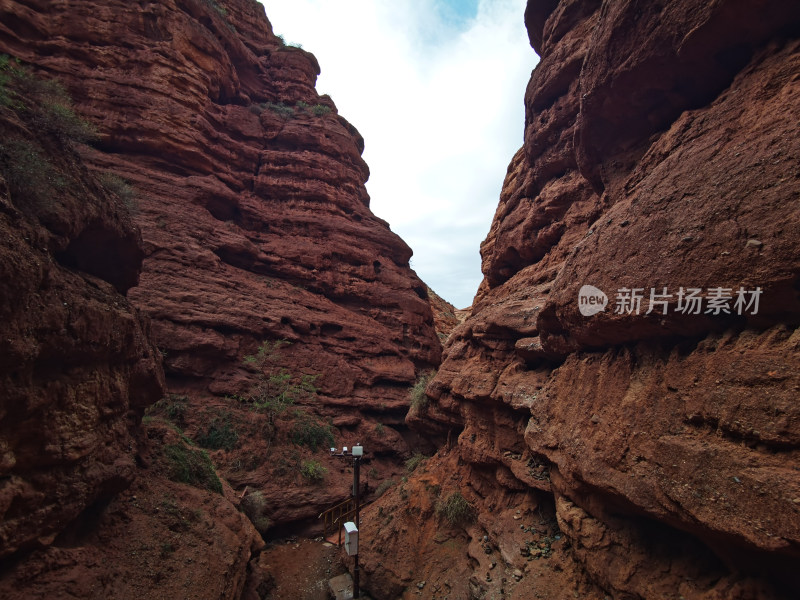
left=4, top=0, right=799, bottom=597
left=366, top=1, right=800, bottom=598
left=0, top=0, right=441, bottom=536
left=0, top=0, right=440, bottom=411
left=427, top=285, right=465, bottom=343
left=0, top=0, right=443, bottom=596
left=0, top=54, right=164, bottom=560
left=0, top=41, right=266, bottom=600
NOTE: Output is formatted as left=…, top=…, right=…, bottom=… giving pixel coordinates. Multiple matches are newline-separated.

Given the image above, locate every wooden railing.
left=318, top=498, right=356, bottom=546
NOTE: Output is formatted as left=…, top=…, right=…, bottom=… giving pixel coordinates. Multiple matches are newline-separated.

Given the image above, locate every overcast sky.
left=260, top=0, right=537, bottom=308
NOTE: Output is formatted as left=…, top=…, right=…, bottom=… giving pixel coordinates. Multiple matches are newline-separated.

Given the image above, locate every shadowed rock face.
left=0, top=0, right=441, bottom=594
left=384, top=1, right=800, bottom=598
left=0, top=0, right=440, bottom=419
left=0, top=0, right=442, bottom=546
left=0, top=59, right=165, bottom=560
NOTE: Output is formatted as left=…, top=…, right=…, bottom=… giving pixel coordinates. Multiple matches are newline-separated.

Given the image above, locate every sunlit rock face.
left=365, top=1, right=800, bottom=598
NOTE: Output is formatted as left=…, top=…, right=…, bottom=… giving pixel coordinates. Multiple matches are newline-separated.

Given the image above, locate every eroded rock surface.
left=0, top=0, right=439, bottom=425
left=0, top=0, right=442, bottom=537
left=0, top=420, right=264, bottom=600
left=427, top=286, right=465, bottom=344
left=0, top=61, right=165, bottom=561
left=0, top=0, right=443, bottom=596
left=365, top=1, right=800, bottom=598
left=0, top=42, right=262, bottom=600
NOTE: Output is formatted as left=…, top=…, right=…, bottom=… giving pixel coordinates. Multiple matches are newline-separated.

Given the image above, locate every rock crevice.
left=369, top=1, right=800, bottom=598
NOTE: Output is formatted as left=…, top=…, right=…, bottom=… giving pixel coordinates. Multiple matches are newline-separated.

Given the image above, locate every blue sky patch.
left=437, top=0, right=480, bottom=29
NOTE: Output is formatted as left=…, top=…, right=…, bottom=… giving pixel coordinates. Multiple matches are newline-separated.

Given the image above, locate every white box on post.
left=344, top=521, right=359, bottom=556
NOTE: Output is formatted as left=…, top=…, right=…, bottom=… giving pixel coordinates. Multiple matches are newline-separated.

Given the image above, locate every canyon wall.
left=366, top=1, right=800, bottom=598
left=0, top=0, right=444, bottom=596
left=0, top=53, right=165, bottom=563
left=0, top=0, right=442, bottom=535
left=0, top=0, right=440, bottom=417
left=0, top=7, right=265, bottom=597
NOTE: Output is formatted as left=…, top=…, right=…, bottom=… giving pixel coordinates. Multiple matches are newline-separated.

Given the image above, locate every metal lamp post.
left=330, top=443, right=364, bottom=599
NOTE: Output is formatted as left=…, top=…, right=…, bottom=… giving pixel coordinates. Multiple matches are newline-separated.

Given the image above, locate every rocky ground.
left=359, top=451, right=606, bottom=600
left=257, top=537, right=346, bottom=600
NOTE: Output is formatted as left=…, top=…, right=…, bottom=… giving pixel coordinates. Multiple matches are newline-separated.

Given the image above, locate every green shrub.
left=272, top=451, right=300, bottom=478
left=242, top=339, right=286, bottom=367
left=311, top=104, right=331, bottom=116
left=300, top=459, right=327, bottom=481
left=260, top=370, right=315, bottom=412
left=426, top=482, right=442, bottom=498
left=201, top=0, right=227, bottom=17
left=0, top=55, right=26, bottom=110
left=290, top=414, right=334, bottom=452
left=374, top=479, right=396, bottom=498
left=99, top=172, right=137, bottom=212
left=0, top=139, right=64, bottom=207
left=405, top=452, right=427, bottom=473
left=164, top=397, right=188, bottom=425
left=374, top=422, right=385, bottom=437
left=146, top=395, right=189, bottom=429
left=12, top=72, right=97, bottom=144
left=410, top=370, right=435, bottom=411
left=196, top=412, right=239, bottom=451
left=242, top=340, right=318, bottom=423
left=0, top=55, right=15, bottom=107
left=36, top=98, right=98, bottom=144
left=251, top=515, right=270, bottom=534
left=436, top=491, right=475, bottom=526
left=264, top=102, right=294, bottom=119
left=0, top=55, right=97, bottom=146
left=164, top=443, right=223, bottom=494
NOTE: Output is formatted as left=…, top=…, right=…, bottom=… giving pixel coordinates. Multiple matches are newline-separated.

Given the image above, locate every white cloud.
left=260, top=0, right=537, bottom=308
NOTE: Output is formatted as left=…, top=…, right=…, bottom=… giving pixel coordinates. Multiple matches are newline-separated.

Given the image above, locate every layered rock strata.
left=0, top=0, right=439, bottom=423
left=0, top=54, right=164, bottom=562
left=0, top=0, right=442, bottom=534
left=0, top=420, right=264, bottom=600
left=372, top=1, right=800, bottom=598
left=0, top=0, right=444, bottom=595
left=427, top=286, right=464, bottom=343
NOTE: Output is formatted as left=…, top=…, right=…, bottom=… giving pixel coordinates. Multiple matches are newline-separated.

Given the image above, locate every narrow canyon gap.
left=0, top=1, right=799, bottom=599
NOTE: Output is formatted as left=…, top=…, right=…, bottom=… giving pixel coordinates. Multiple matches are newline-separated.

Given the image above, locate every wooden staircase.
left=318, top=498, right=357, bottom=546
